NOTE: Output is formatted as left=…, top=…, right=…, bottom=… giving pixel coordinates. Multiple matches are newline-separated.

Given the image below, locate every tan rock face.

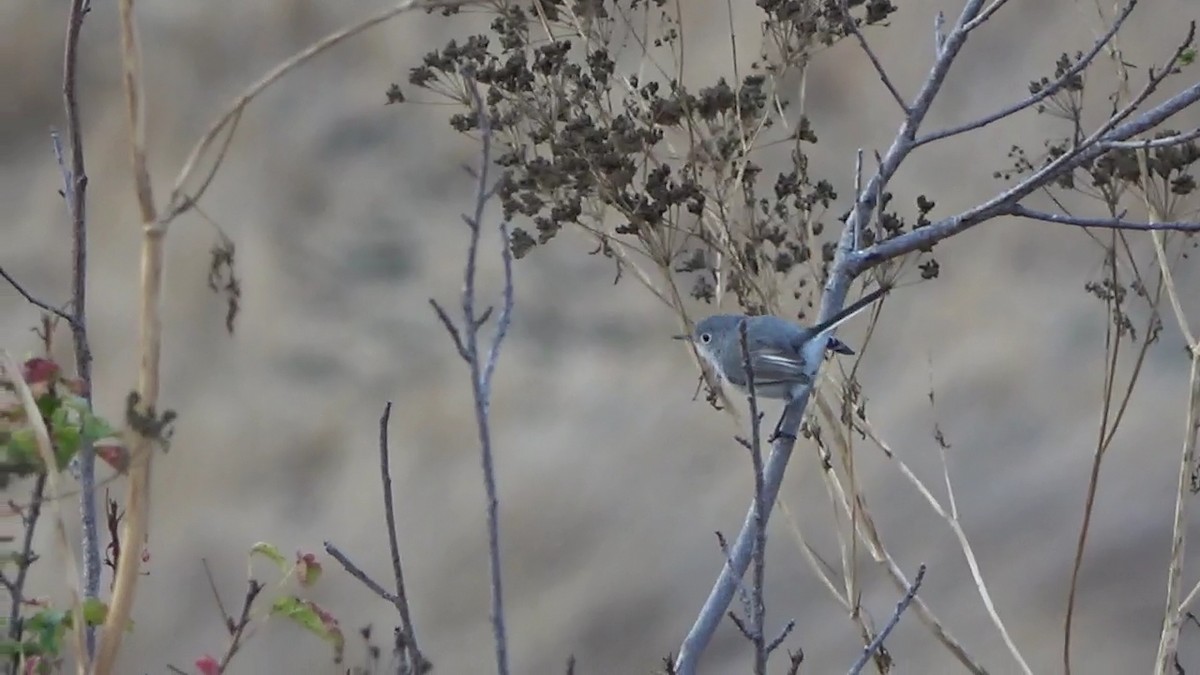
left=3, top=1, right=1196, bottom=672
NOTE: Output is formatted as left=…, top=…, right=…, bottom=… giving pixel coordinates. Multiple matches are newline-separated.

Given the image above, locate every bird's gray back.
left=744, top=315, right=804, bottom=349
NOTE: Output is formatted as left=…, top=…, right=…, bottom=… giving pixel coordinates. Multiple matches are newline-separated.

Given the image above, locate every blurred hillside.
left=3, top=0, right=1200, bottom=672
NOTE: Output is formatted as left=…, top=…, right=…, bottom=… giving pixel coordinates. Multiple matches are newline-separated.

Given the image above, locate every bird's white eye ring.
left=699, top=333, right=712, bottom=344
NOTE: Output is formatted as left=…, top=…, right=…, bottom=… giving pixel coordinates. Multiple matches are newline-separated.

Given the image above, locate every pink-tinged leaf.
left=294, top=551, right=323, bottom=587
left=65, top=378, right=87, bottom=395
left=22, top=358, right=59, bottom=385
left=270, top=596, right=345, bottom=663
left=95, top=443, right=130, bottom=473
left=194, top=654, right=220, bottom=675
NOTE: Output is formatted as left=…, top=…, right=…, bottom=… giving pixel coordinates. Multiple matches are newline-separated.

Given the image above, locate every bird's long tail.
left=800, top=284, right=891, bottom=346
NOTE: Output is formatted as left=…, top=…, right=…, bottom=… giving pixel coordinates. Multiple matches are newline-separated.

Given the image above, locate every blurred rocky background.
left=2, top=0, right=1199, bottom=672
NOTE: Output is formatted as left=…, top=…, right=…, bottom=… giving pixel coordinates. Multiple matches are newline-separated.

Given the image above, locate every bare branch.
left=840, top=0, right=908, bottom=113
left=963, top=0, right=1013, bottom=33
left=325, top=543, right=401, bottom=605
left=847, top=565, right=927, bottom=675
left=324, top=402, right=432, bottom=673
left=1004, top=205, right=1200, bottom=231
left=162, top=0, right=472, bottom=223
left=914, top=0, right=1136, bottom=149
left=766, top=619, right=795, bottom=655
left=459, top=73, right=511, bottom=675
left=57, top=0, right=101, bottom=638
left=853, top=79, right=1200, bottom=273
left=933, top=12, right=946, bottom=56
left=737, top=321, right=768, bottom=674
left=377, top=402, right=431, bottom=674
left=217, top=579, right=265, bottom=672
left=201, top=558, right=232, bottom=627
left=0, top=266, right=73, bottom=323
left=429, top=298, right=470, bottom=361
left=4, top=474, right=47, bottom=667
left=1103, top=126, right=1200, bottom=149
left=1154, top=354, right=1200, bottom=674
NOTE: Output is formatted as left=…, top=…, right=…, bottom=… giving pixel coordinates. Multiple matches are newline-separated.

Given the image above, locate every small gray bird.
left=675, top=286, right=889, bottom=402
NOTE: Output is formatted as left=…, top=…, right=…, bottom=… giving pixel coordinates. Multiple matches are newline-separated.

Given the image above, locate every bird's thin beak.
left=671, top=334, right=691, bottom=341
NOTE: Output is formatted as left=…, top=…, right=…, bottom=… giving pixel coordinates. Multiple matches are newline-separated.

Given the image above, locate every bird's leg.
left=768, top=412, right=795, bottom=443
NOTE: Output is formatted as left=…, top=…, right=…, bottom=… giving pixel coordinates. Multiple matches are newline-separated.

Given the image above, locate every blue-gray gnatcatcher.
left=675, top=286, right=889, bottom=402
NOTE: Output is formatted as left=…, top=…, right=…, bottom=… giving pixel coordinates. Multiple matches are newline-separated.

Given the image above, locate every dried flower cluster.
left=404, top=0, right=899, bottom=318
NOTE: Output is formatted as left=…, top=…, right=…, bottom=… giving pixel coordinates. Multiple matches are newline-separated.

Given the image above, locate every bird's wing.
left=722, top=343, right=809, bottom=388
left=752, top=348, right=809, bottom=385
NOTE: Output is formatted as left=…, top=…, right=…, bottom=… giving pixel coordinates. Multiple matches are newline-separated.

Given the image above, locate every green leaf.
left=53, top=425, right=81, bottom=467
left=81, top=411, right=117, bottom=442
left=65, top=397, right=117, bottom=442
left=5, top=429, right=39, bottom=465
left=250, top=541, right=289, bottom=575
left=35, top=392, right=61, bottom=421
left=81, top=598, right=108, bottom=627
left=25, top=609, right=68, bottom=656
left=270, top=596, right=344, bottom=662
left=0, top=638, right=48, bottom=658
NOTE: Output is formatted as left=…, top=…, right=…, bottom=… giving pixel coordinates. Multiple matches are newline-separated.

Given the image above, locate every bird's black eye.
left=699, top=333, right=712, bottom=344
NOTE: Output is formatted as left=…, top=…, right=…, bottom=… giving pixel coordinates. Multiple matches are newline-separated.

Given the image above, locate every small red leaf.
left=22, top=358, right=60, bottom=385
left=294, top=551, right=323, bottom=587
left=194, top=654, right=220, bottom=675
left=65, top=377, right=87, bottom=395
left=95, top=443, right=131, bottom=473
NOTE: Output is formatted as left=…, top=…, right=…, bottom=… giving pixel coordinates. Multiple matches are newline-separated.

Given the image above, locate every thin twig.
left=217, top=580, right=265, bottom=672
left=737, top=321, right=768, bottom=674
left=457, top=73, right=513, bottom=675
left=839, top=0, right=908, bottom=113
left=853, top=80, right=1200, bottom=273
left=323, top=404, right=431, bottom=673
left=162, top=0, right=472, bottom=223
left=1103, top=126, right=1200, bottom=149
left=378, top=402, right=431, bottom=673
left=0, top=266, right=73, bottom=322
left=1004, top=205, right=1200, bottom=231
left=325, top=543, right=401, bottom=604
left=58, top=0, right=100, bottom=644
left=913, top=1, right=1136, bottom=149
left=1154, top=353, right=1200, bottom=674
left=201, top=558, right=232, bottom=626
left=847, top=565, right=926, bottom=675
left=1144, top=159, right=1200, bottom=672
left=962, top=0, right=1012, bottom=32
left=4, top=473, right=47, bottom=670
left=829, top=412, right=990, bottom=674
